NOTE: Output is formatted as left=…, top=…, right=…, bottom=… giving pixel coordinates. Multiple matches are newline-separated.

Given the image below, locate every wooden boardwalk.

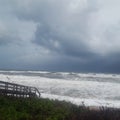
left=0, top=81, right=40, bottom=98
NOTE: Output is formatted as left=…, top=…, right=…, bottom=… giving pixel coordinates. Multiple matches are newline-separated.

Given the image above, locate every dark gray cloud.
left=34, top=24, right=93, bottom=58
left=0, top=0, right=120, bottom=73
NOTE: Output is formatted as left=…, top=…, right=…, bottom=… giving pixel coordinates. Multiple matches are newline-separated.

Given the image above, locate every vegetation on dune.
left=0, top=96, right=120, bottom=120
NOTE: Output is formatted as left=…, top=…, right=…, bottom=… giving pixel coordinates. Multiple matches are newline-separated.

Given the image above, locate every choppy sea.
left=0, top=70, right=120, bottom=108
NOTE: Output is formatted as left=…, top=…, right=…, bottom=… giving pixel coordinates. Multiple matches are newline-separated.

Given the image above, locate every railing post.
left=5, top=83, right=8, bottom=90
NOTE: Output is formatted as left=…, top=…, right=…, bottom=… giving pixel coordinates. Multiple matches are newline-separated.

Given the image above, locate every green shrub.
left=0, top=95, right=120, bottom=120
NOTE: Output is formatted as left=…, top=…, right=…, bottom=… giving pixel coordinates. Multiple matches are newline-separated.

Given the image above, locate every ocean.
left=0, top=70, right=120, bottom=108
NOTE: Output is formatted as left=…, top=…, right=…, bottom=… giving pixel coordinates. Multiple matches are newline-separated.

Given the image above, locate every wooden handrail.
left=0, top=81, right=40, bottom=98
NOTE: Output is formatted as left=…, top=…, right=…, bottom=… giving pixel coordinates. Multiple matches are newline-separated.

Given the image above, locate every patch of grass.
left=0, top=95, right=120, bottom=120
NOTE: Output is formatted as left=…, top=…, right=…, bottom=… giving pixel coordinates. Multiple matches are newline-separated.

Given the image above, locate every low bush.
left=0, top=96, right=120, bottom=120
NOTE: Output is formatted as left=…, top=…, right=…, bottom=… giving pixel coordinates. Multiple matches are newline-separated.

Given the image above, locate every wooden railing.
left=0, top=81, right=40, bottom=98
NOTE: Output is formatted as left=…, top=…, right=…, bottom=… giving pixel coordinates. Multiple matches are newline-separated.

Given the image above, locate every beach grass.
left=0, top=95, right=120, bottom=120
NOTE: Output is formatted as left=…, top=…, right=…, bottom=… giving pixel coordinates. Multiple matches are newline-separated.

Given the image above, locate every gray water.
left=0, top=71, right=120, bottom=107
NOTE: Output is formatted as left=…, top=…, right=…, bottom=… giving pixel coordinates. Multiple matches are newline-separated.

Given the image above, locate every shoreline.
left=41, top=93, right=120, bottom=109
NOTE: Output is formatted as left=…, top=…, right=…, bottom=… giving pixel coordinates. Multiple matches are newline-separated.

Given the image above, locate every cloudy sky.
left=0, top=0, right=120, bottom=73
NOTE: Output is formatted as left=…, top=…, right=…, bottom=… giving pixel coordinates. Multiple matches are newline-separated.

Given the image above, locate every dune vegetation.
left=0, top=95, right=120, bottom=120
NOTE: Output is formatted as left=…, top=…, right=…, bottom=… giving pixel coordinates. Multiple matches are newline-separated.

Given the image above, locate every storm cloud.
left=0, top=0, right=120, bottom=73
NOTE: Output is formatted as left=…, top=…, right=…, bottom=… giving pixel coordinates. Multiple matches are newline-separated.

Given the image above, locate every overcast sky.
left=0, top=0, right=120, bottom=73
